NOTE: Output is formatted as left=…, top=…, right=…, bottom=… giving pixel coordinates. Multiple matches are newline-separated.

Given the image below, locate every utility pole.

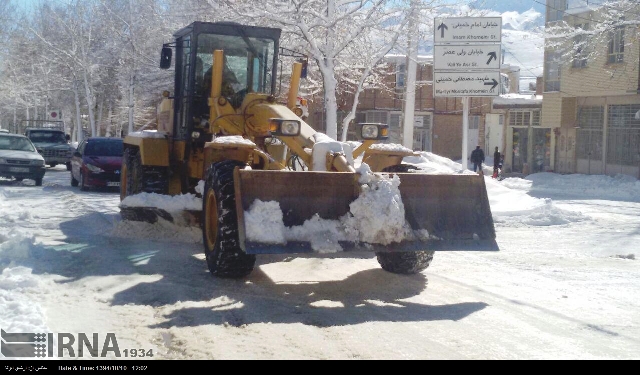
left=402, top=0, right=419, bottom=149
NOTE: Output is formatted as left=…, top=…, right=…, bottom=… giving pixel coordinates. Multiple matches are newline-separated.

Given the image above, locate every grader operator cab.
left=119, top=21, right=497, bottom=279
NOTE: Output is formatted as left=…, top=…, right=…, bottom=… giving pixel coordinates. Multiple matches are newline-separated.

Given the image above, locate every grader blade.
left=119, top=206, right=201, bottom=227
left=233, top=169, right=498, bottom=254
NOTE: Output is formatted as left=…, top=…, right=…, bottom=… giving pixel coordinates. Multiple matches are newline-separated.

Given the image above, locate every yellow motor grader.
left=119, top=21, right=497, bottom=278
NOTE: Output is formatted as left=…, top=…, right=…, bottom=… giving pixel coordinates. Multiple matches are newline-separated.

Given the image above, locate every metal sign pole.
left=462, top=96, right=469, bottom=171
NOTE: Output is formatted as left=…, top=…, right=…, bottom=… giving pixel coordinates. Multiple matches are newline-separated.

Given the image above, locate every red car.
left=70, top=137, right=123, bottom=191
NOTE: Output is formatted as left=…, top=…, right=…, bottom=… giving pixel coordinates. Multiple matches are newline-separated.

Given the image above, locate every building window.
left=544, top=51, right=561, bottom=92
left=365, top=111, right=388, bottom=125
left=469, top=116, right=480, bottom=129
left=546, top=0, right=567, bottom=23
left=608, top=26, right=624, bottom=64
left=607, top=104, right=640, bottom=166
left=576, top=106, right=603, bottom=160
left=532, top=110, right=541, bottom=126
left=572, top=24, right=589, bottom=68
left=509, top=111, right=532, bottom=127
left=389, top=113, right=402, bottom=128
left=396, top=63, right=406, bottom=92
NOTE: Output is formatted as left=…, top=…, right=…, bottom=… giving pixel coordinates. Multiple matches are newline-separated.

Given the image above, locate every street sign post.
left=434, top=17, right=502, bottom=44
left=434, top=71, right=501, bottom=97
left=433, top=44, right=501, bottom=71
left=433, top=16, right=502, bottom=170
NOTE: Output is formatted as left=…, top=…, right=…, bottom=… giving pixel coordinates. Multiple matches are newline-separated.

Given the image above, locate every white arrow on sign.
left=434, top=17, right=502, bottom=44
left=433, top=71, right=502, bottom=97
left=434, top=44, right=501, bottom=71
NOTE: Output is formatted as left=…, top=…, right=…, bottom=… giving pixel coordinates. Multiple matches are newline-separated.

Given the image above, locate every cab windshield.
left=28, top=131, right=67, bottom=144
left=194, top=33, right=275, bottom=100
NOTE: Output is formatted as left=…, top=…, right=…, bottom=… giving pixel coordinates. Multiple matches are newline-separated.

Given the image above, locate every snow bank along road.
left=1, top=166, right=639, bottom=359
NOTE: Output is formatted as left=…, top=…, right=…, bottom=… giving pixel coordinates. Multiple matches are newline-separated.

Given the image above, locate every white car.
left=0, top=133, right=46, bottom=186
left=0, top=128, right=9, bottom=133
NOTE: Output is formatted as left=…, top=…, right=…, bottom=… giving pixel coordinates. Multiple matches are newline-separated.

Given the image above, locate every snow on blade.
left=244, top=163, right=415, bottom=252
left=120, top=192, right=202, bottom=211
left=244, top=200, right=287, bottom=245
left=342, top=167, right=414, bottom=245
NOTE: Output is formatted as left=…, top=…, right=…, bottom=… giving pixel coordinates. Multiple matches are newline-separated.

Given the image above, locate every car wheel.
left=34, top=178, right=43, bottom=187
left=66, top=162, right=72, bottom=171
left=79, top=172, right=88, bottom=191
left=49, top=163, right=58, bottom=168
left=15, top=177, right=24, bottom=182
left=71, top=171, right=79, bottom=187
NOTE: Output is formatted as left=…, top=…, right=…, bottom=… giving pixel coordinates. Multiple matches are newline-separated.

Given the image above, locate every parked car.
left=0, top=133, right=46, bottom=186
left=25, top=128, right=74, bottom=170
left=0, top=128, right=9, bottom=133
left=70, top=137, right=123, bottom=191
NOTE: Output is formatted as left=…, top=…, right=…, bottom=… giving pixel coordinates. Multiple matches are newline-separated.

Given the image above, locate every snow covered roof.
left=493, top=93, right=543, bottom=109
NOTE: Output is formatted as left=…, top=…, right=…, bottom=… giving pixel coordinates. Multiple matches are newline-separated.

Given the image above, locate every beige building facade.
left=543, top=0, right=640, bottom=178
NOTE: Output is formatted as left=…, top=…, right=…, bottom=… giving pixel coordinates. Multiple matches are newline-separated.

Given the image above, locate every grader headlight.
left=269, top=119, right=301, bottom=136
left=358, top=123, right=389, bottom=140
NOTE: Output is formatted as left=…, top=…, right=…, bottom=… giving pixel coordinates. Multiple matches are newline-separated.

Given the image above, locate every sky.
left=1, top=145, right=639, bottom=360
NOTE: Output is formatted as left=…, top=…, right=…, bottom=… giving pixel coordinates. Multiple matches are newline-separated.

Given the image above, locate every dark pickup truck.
left=24, top=128, right=75, bottom=170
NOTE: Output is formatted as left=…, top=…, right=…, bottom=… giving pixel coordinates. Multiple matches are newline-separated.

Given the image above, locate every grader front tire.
left=376, top=164, right=434, bottom=275
left=202, top=160, right=256, bottom=278
left=376, top=251, right=434, bottom=275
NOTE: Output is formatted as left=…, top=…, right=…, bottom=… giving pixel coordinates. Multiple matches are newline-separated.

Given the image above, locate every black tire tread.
left=123, top=147, right=169, bottom=196
left=376, top=164, right=434, bottom=275
left=203, top=160, right=255, bottom=278
left=376, top=251, right=434, bottom=275
left=71, top=171, right=79, bottom=187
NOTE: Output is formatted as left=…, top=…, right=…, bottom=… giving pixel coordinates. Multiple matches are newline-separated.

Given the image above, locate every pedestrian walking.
left=470, top=146, right=485, bottom=173
left=493, top=146, right=502, bottom=178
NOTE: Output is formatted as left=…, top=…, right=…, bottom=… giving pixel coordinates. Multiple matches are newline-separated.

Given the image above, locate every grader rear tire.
left=376, top=164, right=434, bottom=275
left=121, top=147, right=168, bottom=199
left=202, top=160, right=256, bottom=278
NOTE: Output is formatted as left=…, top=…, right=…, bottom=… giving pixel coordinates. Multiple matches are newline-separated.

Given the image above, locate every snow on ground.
left=1, top=151, right=639, bottom=359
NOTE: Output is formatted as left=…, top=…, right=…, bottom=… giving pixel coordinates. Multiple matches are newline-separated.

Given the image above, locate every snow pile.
left=0, top=232, right=36, bottom=270
left=493, top=198, right=588, bottom=227
left=244, top=200, right=287, bottom=245
left=525, top=173, right=640, bottom=202
left=0, top=266, right=50, bottom=334
left=244, top=163, right=414, bottom=252
left=341, top=164, right=413, bottom=244
left=404, top=152, right=475, bottom=175
left=195, top=180, right=205, bottom=195
left=120, top=192, right=202, bottom=211
left=111, top=218, right=202, bottom=243
left=369, top=143, right=415, bottom=153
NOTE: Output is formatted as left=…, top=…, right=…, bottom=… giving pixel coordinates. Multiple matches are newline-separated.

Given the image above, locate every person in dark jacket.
left=470, top=145, right=485, bottom=173
left=493, top=146, right=502, bottom=178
